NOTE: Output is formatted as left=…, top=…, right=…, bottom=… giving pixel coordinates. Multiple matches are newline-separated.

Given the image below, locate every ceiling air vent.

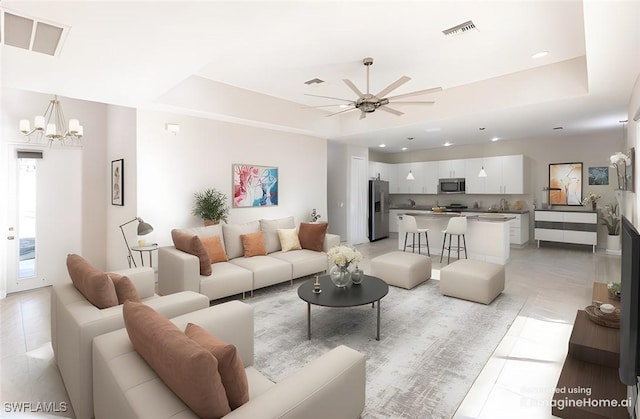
left=1, top=8, right=68, bottom=56
left=304, top=78, right=325, bottom=85
left=442, top=20, right=477, bottom=36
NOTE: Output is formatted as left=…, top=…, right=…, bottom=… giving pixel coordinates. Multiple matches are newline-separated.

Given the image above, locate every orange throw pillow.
left=298, top=222, right=328, bottom=251
left=201, top=235, right=229, bottom=263
left=108, top=273, right=141, bottom=304
left=66, top=254, right=118, bottom=309
left=123, top=301, right=231, bottom=418
left=185, top=323, right=250, bottom=410
left=171, top=229, right=212, bottom=276
left=240, top=231, right=267, bottom=257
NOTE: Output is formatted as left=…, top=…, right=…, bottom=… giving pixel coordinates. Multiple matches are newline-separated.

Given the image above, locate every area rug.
left=246, top=277, right=525, bottom=419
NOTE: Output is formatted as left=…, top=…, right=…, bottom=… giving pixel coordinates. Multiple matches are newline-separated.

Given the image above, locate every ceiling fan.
left=305, top=57, right=442, bottom=119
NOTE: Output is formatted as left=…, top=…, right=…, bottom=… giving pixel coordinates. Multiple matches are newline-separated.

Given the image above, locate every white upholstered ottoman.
left=370, top=251, right=431, bottom=289
left=439, top=259, right=505, bottom=304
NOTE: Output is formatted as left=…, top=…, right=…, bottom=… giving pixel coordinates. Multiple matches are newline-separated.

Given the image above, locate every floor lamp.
left=119, top=217, right=153, bottom=268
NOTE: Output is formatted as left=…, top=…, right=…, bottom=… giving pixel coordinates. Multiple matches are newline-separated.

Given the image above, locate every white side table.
left=130, top=244, right=159, bottom=268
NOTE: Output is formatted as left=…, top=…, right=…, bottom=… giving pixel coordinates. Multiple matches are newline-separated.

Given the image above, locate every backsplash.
left=389, top=193, right=534, bottom=211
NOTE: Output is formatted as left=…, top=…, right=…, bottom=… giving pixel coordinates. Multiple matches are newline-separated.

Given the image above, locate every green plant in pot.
left=598, top=202, right=620, bottom=235
left=192, top=188, right=229, bottom=225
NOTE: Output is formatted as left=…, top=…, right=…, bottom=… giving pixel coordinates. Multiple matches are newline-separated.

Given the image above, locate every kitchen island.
left=397, top=211, right=514, bottom=265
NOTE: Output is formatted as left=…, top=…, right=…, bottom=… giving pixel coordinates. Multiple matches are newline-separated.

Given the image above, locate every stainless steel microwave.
left=438, top=178, right=465, bottom=194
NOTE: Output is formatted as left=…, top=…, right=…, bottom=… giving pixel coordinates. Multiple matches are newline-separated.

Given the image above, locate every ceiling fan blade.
left=375, top=76, right=411, bottom=99
left=301, top=104, right=353, bottom=109
left=378, top=106, right=404, bottom=116
left=304, top=93, right=354, bottom=102
left=389, top=101, right=436, bottom=105
left=326, top=106, right=357, bottom=117
left=386, top=86, right=443, bottom=101
left=343, top=79, right=364, bottom=98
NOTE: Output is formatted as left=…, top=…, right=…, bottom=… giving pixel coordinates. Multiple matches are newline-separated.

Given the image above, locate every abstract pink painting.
left=233, top=164, right=278, bottom=207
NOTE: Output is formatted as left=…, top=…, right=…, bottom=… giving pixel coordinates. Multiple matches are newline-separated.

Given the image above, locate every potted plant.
left=581, top=192, right=600, bottom=212
left=598, top=202, right=620, bottom=252
left=192, top=188, right=230, bottom=225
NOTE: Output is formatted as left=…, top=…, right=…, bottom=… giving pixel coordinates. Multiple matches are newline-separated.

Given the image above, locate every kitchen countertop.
left=389, top=206, right=530, bottom=214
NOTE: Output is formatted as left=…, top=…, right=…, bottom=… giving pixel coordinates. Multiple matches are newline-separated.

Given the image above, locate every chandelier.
left=19, top=95, right=83, bottom=145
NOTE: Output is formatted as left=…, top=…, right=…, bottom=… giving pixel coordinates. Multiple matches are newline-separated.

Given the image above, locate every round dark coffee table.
left=297, top=274, right=389, bottom=340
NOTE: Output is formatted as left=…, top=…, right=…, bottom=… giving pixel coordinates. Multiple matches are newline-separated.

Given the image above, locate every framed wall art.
left=233, top=164, right=278, bottom=207
left=588, top=166, right=609, bottom=186
left=111, top=159, right=124, bottom=206
left=549, top=162, right=583, bottom=206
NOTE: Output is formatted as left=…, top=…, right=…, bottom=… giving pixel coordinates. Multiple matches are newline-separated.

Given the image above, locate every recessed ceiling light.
left=491, top=137, right=500, bottom=142
left=379, top=144, right=386, bottom=148
left=479, top=127, right=486, bottom=131
left=401, top=147, right=408, bottom=151
left=444, top=142, right=452, bottom=147
left=553, top=126, right=563, bottom=130
left=531, top=51, right=548, bottom=59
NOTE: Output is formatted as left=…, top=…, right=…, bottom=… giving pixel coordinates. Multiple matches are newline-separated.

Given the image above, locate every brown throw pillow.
left=123, top=301, right=231, bottom=418
left=201, top=235, right=229, bottom=263
left=108, top=273, right=141, bottom=304
left=171, top=229, right=212, bottom=276
left=240, top=231, right=267, bottom=257
left=185, top=323, right=249, bottom=410
left=66, top=254, right=118, bottom=309
left=298, top=222, right=328, bottom=251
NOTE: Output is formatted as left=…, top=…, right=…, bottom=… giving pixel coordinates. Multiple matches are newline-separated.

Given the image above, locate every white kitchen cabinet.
left=509, top=213, right=530, bottom=246
left=420, top=161, right=439, bottom=194
left=438, top=159, right=465, bottom=179
left=465, top=155, right=524, bottom=194
left=464, top=158, right=485, bottom=194
left=396, top=162, right=424, bottom=194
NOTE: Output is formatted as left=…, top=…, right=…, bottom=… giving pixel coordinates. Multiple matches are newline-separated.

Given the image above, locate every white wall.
left=136, top=110, right=328, bottom=248
left=327, top=142, right=348, bottom=239
left=106, top=106, right=138, bottom=270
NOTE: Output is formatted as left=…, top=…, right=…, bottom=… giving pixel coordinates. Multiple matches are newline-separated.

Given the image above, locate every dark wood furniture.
left=297, top=274, right=389, bottom=341
left=552, top=283, right=628, bottom=419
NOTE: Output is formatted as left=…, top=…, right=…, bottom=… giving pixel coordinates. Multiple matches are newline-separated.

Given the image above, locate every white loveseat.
left=158, top=217, right=340, bottom=301
left=51, top=266, right=209, bottom=419
left=92, top=300, right=366, bottom=419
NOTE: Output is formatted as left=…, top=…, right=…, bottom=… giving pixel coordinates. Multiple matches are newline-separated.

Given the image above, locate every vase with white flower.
left=326, top=245, right=363, bottom=288
left=610, top=151, right=632, bottom=190
left=581, top=192, right=600, bottom=212
left=599, top=202, right=621, bottom=252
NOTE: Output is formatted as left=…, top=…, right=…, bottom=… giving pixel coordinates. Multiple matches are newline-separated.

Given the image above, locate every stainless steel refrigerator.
left=368, top=179, right=389, bottom=241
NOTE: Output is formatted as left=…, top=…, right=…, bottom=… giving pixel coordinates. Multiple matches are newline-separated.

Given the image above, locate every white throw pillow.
left=277, top=228, right=302, bottom=252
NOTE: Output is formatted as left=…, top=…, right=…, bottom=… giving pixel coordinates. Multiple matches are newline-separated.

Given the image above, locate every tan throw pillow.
left=66, top=254, right=118, bottom=309
left=123, top=301, right=231, bottom=418
left=240, top=231, right=267, bottom=257
left=259, top=216, right=296, bottom=253
left=171, top=229, right=212, bottom=276
left=201, top=235, right=229, bottom=263
left=108, top=273, right=141, bottom=304
left=298, top=222, right=328, bottom=251
left=185, top=323, right=249, bottom=410
left=277, top=228, right=302, bottom=252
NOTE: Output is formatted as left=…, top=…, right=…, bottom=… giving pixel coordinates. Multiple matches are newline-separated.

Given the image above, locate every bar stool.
left=441, top=216, right=467, bottom=264
left=402, top=215, right=430, bottom=256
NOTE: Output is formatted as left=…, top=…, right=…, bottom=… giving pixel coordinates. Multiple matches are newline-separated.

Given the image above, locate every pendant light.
left=478, top=166, right=487, bottom=178
left=406, top=170, right=415, bottom=180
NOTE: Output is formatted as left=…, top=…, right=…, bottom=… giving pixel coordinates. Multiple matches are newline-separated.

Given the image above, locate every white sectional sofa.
left=158, top=217, right=340, bottom=301
left=51, top=266, right=209, bottom=419
left=92, top=300, right=366, bottom=419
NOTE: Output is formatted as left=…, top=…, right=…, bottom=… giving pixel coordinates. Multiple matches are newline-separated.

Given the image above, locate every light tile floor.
left=0, top=235, right=621, bottom=418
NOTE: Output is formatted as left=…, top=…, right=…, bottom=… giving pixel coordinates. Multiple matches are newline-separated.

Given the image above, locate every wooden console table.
left=552, top=283, right=627, bottom=419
